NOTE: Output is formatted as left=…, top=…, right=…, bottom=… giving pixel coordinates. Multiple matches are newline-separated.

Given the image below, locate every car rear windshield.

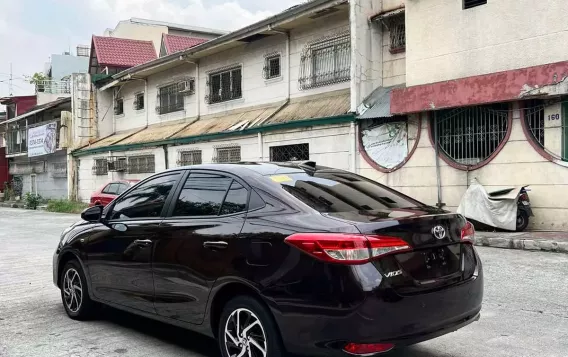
left=271, top=171, right=423, bottom=213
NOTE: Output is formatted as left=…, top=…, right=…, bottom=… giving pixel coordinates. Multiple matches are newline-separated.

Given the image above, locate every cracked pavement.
left=0, top=207, right=567, bottom=357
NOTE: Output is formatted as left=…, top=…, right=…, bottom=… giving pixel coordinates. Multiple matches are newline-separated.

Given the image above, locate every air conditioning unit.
left=178, top=79, right=195, bottom=94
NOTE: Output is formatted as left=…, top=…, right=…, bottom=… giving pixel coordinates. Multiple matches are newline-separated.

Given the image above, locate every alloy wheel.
left=224, top=308, right=267, bottom=357
left=63, top=268, right=83, bottom=313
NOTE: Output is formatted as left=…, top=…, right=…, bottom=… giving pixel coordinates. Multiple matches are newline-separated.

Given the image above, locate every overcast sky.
left=0, top=0, right=303, bottom=105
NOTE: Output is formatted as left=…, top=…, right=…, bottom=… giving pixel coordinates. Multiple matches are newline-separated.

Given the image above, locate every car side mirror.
left=81, top=205, right=103, bottom=223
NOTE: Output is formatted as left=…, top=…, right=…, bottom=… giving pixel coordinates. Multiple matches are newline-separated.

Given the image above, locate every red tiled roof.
left=162, top=34, right=208, bottom=55
left=92, top=36, right=157, bottom=68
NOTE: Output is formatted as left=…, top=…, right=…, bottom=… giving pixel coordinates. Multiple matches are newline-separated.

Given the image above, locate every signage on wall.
left=361, top=121, right=408, bottom=169
left=28, top=122, right=57, bottom=158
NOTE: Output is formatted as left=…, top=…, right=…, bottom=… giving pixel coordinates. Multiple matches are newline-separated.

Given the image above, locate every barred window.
left=128, top=155, right=155, bottom=174
left=134, top=93, right=144, bottom=110
left=524, top=99, right=568, bottom=161
left=388, top=14, right=405, bottom=53
left=214, top=147, right=241, bottom=163
left=433, top=103, right=510, bottom=169
left=299, top=32, right=351, bottom=90
left=270, top=144, right=309, bottom=162
left=207, top=67, right=242, bottom=104
left=264, top=55, right=281, bottom=79
left=178, top=150, right=202, bottom=166
left=92, top=158, right=108, bottom=176
left=114, top=98, right=124, bottom=115
left=157, top=83, right=184, bottom=115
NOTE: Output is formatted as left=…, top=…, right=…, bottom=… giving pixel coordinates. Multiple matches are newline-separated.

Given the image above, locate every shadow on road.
left=100, top=306, right=220, bottom=357
left=99, top=307, right=441, bottom=357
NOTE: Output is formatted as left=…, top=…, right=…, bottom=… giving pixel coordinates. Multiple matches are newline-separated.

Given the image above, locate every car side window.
left=172, top=173, right=234, bottom=217
left=108, top=173, right=180, bottom=220
left=220, top=181, right=248, bottom=215
left=102, top=183, right=116, bottom=194
left=117, top=183, right=129, bottom=195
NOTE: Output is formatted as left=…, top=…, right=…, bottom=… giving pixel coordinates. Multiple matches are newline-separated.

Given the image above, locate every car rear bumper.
left=270, top=264, right=483, bottom=357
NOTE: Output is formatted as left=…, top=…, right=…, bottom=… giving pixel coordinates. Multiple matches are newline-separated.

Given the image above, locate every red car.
left=89, top=180, right=139, bottom=207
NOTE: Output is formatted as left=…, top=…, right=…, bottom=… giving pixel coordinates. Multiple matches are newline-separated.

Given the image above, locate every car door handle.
left=134, top=239, right=153, bottom=246
left=203, top=241, right=228, bottom=250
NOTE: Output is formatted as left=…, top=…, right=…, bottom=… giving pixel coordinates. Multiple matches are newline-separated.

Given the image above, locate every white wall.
left=105, top=22, right=166, bottom=55
left=97, top=11, right=351, bottom=136
left=406, top=0, right=568, bottom=86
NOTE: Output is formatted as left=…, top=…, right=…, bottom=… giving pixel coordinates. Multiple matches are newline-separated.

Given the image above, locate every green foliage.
left=46, top=199, right=89, bottom=214
left=25, top=193, right=42, bottom=210
left=26, top=72, right=48, bottom=85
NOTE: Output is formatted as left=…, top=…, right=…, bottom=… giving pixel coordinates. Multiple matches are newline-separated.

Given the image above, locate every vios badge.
left=431, top=225, right=446, bottom=240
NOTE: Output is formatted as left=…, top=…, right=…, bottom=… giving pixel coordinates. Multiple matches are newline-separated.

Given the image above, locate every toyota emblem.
left=431, top=225, right=446, bottom=240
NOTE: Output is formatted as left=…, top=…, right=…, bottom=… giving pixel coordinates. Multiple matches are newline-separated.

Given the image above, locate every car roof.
left=164, top=161, right=336, bottom=177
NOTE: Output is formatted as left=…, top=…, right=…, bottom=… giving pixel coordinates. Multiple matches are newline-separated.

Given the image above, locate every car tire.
left=516, top=210, right=529, bottom=232
left=60, top=260, right=97, bottom=320
left=218, top=295, right=284, bottom=357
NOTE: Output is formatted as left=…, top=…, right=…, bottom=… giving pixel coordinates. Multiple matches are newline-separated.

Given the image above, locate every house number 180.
left=548, top=114, right=560, bottom=120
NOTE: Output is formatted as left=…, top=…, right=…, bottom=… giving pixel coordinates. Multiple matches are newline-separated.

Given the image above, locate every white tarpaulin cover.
left=28, top=122, right=57, bottom=157
left=457, top=178, right=523, bottom=231
left=361, top=121, right=408, bottom=169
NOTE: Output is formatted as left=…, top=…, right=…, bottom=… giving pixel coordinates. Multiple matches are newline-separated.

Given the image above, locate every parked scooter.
left=457, top=179, right=534, bottom=232
left=488, top=186, right=533, bottom=231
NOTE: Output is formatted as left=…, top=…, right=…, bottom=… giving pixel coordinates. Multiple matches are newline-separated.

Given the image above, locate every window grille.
left=114, top=98, right=124, bottom=115
left=76, top=45, right=90, bottom=57
left=298, top=32, right=351, bottom=90
left=263, top=55, right=281, bottom=79
left=9, top=163, right=32, bottom=175
left=524, top=99, right=568, bottom=161
left=128, top=155, right=155, bottom=174
left=464, top=0, right=487, bottom=9
left=156, top=83, right=184, bottom=115
left=213, top=147, right=241, bottom=163
left=386, top=14, right=405, bottom=53
left=92, top=158, right=108, bottom=175
left=107, top=157, right=127, bottom=172
left=134, top=93, right=144, bottom=110
left=270, top=143, right=309, bottom=162
left=206, top=67, right=242, bottom=104
left=433, top=104, right=509, bottom=167
left=177, top=150, right=202, bottom=166
left=51, top=162, right=67, bottom=178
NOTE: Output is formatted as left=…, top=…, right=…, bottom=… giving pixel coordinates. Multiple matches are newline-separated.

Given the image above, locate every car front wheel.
left=218, top=296, right=283, bottom=357
left=60, top=260, right=97, bottom=320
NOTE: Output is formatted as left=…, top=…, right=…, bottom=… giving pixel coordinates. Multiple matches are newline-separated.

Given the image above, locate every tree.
left=25, top=72, right=49, bottom=92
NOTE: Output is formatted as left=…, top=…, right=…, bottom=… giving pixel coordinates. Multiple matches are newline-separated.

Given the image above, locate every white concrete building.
left=72, top=0, right=356, bottom=204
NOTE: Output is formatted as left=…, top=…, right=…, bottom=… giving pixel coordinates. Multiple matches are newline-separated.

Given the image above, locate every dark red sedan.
left=89, top=180, right=139, bottom=207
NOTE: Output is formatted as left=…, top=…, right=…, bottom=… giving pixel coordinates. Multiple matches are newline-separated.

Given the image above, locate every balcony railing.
left=35, top=80, right=71, bottom=95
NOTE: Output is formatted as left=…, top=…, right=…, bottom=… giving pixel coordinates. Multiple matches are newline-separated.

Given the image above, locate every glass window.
left=103, top=183, right=119, bottom=194
left=109, top=173, right=180, bottom=220
left=220, top=181, right=248, bottom=215
left=117, top=183, right=129, bottom=194
left=173, top=173, right=232, bottom=217
left=274, top=171, right=424, bottom=213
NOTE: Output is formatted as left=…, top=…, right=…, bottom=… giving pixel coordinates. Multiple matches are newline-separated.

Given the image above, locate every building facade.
left=68, top=0, right=568, bottom=230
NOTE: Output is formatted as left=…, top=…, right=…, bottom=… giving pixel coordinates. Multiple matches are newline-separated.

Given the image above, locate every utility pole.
left=9, top=63, right=13, bottom=96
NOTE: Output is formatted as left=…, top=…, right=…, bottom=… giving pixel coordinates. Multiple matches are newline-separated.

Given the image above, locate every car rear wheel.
left=516, top=210, right=529, bottom=232
left=218, top=296, right=283, bottom=357
left=60, top=260, right=97, bottom=320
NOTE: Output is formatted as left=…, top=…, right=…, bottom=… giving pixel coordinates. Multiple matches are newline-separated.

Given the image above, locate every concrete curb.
left=474, top=235, right=568, bottom=254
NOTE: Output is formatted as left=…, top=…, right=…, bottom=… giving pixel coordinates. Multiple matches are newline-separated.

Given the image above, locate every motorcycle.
left=488, top=186, right=533, bottom=232
left=457, top=179, right=534, bottom=232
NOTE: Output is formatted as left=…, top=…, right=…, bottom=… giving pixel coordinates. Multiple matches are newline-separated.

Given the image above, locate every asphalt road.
left=0, top=207, right=567, bottom=357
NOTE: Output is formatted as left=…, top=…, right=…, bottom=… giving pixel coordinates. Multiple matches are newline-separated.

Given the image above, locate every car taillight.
left=461, top=221, right=475, bottom=243
left=343, top=342, right=395, bottom=355
left=520, top=193, right=529, bottom=202
left=284, top=233, right=411, bottom=265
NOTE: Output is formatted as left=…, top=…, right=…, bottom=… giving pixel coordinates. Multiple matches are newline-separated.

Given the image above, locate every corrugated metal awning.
left=3, top=97, right=71, bottom=125
left=357, top=85, right=403, bottom=119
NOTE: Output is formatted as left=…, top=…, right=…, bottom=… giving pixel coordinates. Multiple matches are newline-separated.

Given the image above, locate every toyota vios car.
left=53, top=162, right=483, bottom=357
